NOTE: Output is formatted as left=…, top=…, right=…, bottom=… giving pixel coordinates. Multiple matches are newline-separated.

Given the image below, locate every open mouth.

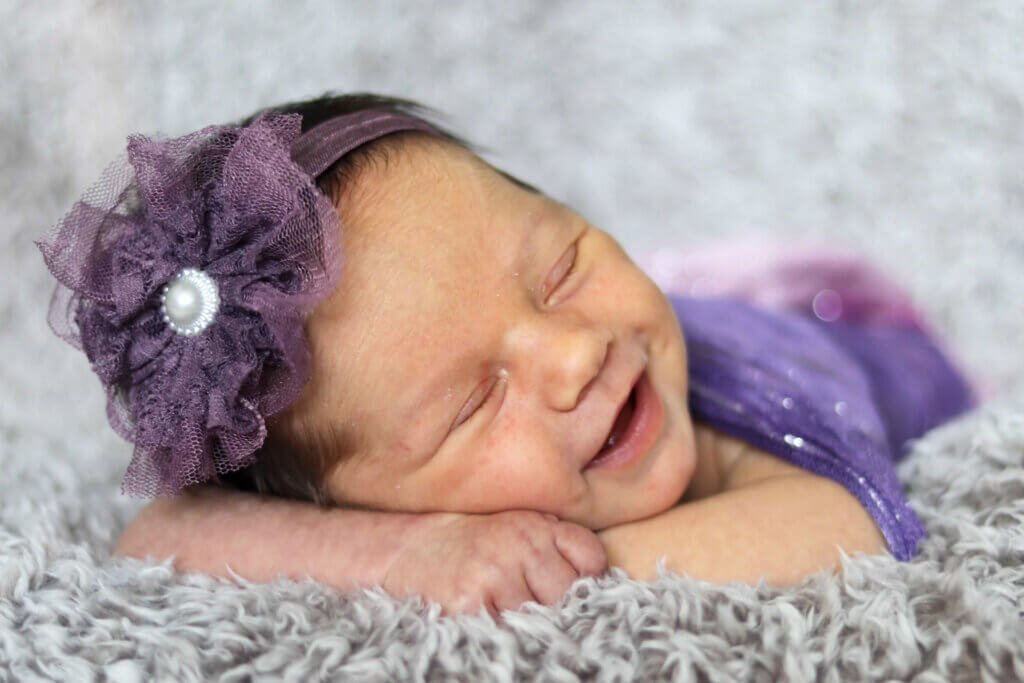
left=597, top=385, right=638, bottom=456
left=584, top=370, right=663, bottom=471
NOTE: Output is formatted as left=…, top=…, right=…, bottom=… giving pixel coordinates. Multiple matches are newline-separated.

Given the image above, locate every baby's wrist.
left=320, top=508, right=459, bottom=589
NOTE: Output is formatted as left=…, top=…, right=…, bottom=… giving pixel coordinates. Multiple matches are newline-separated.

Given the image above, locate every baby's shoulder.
left=705, top=426, right=808, bottom=492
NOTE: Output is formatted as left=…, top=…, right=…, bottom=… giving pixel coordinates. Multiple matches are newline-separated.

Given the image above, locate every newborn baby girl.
left=37, top=93, right=976, bottom=617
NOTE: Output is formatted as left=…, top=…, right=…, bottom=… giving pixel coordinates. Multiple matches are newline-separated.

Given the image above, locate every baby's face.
left=300, top=134, right=697, bottom=530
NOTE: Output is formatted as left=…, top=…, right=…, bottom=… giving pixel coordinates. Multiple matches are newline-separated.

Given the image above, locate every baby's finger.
left=553, top=521, right=609, bottom=577
left=490, top=575, right=539, bottom=614
left=442, top=592, right=488, bottom=617
left=523, top=546, right=583, bottom=606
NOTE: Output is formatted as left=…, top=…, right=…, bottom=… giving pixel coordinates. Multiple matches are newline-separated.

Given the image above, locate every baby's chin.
left=576, top=389, right=697, bottom=530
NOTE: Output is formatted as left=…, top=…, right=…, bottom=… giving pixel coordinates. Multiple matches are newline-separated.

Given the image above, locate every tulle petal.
left=37, top=113, right=342, bottom=498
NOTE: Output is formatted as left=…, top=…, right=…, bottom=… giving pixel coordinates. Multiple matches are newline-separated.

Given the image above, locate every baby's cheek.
left=476, top=416, right=573, bottom=511
left=608, top=264, right=667, bottom=328
left=646, top=456, right=691, bottom=501
left=652, top=416, right=699, bottom=507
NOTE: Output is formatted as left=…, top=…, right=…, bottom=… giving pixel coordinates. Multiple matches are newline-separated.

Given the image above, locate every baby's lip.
left=582, top=362, right=646, bottom=468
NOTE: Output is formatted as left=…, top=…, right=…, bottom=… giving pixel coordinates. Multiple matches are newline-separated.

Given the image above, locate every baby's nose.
left=536, top=323, right=612, bottom=412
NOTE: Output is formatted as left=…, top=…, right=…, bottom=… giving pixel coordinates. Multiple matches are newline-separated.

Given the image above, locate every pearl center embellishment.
left=160, top=268, right=220, bottom=336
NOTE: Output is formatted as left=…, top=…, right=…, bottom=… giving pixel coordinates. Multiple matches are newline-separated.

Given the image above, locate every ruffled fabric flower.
left=35, top=113, right=341, bottom=497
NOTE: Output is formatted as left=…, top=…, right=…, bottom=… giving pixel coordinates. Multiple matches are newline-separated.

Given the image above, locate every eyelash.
left=451, top=374, right=505, bottom=432
left=543, top=241, right=580, bottom=306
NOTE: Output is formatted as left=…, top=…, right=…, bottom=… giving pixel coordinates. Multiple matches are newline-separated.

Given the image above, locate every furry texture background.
left=2, top=1, right=1023, bottom=680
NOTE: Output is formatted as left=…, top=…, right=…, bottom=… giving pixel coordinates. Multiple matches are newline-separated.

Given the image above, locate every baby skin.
left=114, top=133, right=887, bottom=617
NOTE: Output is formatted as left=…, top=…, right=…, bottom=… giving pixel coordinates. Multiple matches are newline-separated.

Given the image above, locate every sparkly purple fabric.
left=670, top=294, right=975, bottom=560
left=35, top=113, right=343, bottom=497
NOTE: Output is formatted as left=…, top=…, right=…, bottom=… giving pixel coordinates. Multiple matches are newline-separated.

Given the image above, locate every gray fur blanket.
left=2, top=2, right=1023, bottom=680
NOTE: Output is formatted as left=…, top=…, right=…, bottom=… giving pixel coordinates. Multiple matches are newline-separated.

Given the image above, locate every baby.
left=39, top=93, right=974, bottom=617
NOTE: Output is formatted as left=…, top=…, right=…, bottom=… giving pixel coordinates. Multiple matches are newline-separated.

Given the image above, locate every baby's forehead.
left=333, top=136, right=565, bottom=303
left=304, top=138, right=572, bottom=436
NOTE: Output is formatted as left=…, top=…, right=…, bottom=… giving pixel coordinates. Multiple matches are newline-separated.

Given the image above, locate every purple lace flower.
left=35, top=113, right=342, bottom=497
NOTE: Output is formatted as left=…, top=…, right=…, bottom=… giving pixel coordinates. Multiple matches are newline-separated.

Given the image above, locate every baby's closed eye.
left=542, top=240, right=580, bottom=306
left=449, top=371, right=508, bottom=432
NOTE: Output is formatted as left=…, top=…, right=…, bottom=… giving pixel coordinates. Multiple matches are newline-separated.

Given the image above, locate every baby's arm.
left=114, top=484, right=414, bottom=590
left=598, top=454, right=887, bottom=586
left=113, top=484, right=607, bottom=617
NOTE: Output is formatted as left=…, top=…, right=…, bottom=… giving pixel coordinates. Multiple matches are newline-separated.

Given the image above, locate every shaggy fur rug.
left=2, top=1, right=1023, bottom=681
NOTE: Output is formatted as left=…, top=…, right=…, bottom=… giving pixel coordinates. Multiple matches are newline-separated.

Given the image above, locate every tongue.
left=600, top=389, right=636, bottom=453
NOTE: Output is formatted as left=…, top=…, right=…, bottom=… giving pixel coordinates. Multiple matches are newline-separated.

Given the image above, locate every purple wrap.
left=646, top=242, right=976, bottom=560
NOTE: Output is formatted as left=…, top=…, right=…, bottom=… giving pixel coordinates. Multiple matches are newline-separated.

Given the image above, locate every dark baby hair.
left=217, top=92, right=540, bottom=505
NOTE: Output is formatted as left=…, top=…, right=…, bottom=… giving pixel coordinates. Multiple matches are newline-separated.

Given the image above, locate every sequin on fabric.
left=671, top=296, right=975, bottom=560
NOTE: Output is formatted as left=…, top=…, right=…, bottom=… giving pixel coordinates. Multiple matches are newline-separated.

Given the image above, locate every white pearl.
left=165, top=280, right=202, bottom=327
left=160, top=268, right=220, bottom=336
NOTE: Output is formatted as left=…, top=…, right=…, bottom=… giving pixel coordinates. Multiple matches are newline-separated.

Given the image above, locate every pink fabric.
left=635, top=236, right=992, bottom=401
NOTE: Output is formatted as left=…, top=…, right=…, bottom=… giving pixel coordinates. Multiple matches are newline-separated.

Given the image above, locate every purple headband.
left=35, top=110, right=440, bottom=497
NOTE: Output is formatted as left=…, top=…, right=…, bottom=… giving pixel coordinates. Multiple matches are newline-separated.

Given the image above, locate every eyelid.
left=542, top=242, right=579, bottom=306
left=449, top=371, right=508, bottom=433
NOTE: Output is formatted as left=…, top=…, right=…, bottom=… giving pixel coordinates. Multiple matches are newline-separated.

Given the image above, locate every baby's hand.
left=382, top=510, right=607, bottom=618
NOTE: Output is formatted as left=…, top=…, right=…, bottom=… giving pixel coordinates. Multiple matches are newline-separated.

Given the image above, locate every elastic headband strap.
left=289, top=110, right=440, bottom=178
